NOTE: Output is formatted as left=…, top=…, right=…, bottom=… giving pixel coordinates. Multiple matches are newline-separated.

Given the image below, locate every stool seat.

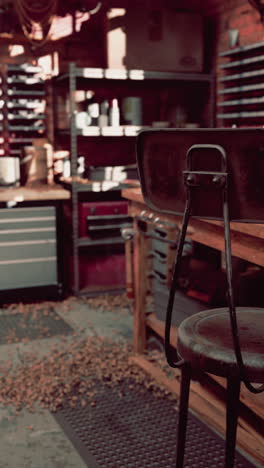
left=178, top=307, right=264, bottom=382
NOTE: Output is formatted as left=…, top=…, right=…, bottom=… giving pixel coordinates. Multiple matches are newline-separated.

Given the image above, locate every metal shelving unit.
left=54, top=62, right=215, bottom=295
left=0, top=63, right=46, bottom=158
left=217, top=41, right=264, bottom=126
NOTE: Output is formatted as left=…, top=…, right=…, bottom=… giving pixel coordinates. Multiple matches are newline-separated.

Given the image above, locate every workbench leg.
left=133, top=218, right=147, bottom=353
left=125, top=238, right=134, bottom=299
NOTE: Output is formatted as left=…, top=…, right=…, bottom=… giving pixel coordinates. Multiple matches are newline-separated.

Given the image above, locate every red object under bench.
left=79, top=200, right=128, bottom=238
left=64, top=200, right=129, bottom=292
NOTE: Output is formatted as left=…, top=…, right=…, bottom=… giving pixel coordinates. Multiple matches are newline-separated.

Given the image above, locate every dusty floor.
left=0, top=295, right=135, bottom=468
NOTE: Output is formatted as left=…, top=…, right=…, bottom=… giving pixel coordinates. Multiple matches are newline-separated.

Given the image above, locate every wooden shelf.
left=218, top=82, right=264, bottom=95
left=7, top=77, right=44, bottom=85
left=61, top=179, right=135, bottom=193
left=8, top=125, right=46, bottom=132
left=8, top=113, right=45, bottom=120
left=6, top=64, right=43, bottom=73
left=7, top=100, right=44, bottom=109
left=217, top=111, right=264, bottom=119
left=9, top=137, right=33, bottom=143
left=218, top=69, right=264, bottom=82
left=217, top=97, right=264, bottom=106
left=219, top=40, right=264, bottom=57
left=56, top=67, right=213, bottom=83
left=7, top=90, right=45, bottom=96
left=219, top=53, right=264, bottom=69
left=57, top=125, right=151, bottom=137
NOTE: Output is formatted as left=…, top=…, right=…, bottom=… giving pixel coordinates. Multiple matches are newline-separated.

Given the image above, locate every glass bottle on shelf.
left=109, top=98, right=120, bottom=127
left=98, top=100, right=109, bottom=128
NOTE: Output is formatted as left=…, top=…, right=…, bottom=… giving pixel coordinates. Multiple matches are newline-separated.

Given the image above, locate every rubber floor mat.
left=53, top=380, right=257, bottom=468
left=0, top=307, right=73, bottom=344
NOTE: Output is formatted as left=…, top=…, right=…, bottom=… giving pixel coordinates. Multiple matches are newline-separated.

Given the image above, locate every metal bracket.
left=183, top=170, right=227, bottom=188
left=186, top=143, right=227, bottom=170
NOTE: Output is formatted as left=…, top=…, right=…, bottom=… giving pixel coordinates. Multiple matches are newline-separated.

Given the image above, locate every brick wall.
left=215, top=0, right=264, bottom=127
left=217, top=0, right=263, bottom=51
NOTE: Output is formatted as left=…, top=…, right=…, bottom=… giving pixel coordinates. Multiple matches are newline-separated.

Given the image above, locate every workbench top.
left=122, top=187, right=264, bottom=240
left=0, top=184, right=70, bottom=203
left=122, top=187, right=144, bottom=204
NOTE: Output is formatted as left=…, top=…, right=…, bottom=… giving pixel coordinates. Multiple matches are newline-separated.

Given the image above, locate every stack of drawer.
left=79, top=200, right=130, bottom=240
left=149, top=224, right=205, bottom=326
left=0, top=206, right=57, bottom=290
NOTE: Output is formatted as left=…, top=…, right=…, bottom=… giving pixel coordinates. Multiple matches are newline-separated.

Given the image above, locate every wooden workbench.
left=122, top=187, right=264, bottom=466
left=0, top=184, right=70, bottom=202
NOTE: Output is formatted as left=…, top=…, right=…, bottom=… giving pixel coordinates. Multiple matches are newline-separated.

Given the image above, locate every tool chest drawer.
left=146, top=220, right=198, bottom=322
left=0, top=206, right=56, bottom=234
left=0, top=259, right=57, bottom=290
left=152, top=251, right=168, bottom=277
left=0, top=206, right=58, bottom=290
left=0, top=239, right=56, bottom=261
left=79, top=200, right=129, bottom=238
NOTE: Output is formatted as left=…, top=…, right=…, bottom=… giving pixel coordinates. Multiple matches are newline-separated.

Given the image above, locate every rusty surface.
left=136, top=128, right=264, bottom=222
left=178, top=307, right=264, bottom=380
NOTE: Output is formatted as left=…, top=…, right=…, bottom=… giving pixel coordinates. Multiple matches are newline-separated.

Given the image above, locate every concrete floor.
left=0, top=297, right=134, bottom=468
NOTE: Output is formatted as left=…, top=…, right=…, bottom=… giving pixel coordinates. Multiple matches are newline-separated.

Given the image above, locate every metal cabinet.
left=0, top=206, right=57, bottom=290
left=146, top=222, right=205, bottom=326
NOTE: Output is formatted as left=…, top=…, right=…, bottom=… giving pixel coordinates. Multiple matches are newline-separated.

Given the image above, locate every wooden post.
left=133, top=217, right=147, bottom=353
left=125, top=238, right=134, bottom=298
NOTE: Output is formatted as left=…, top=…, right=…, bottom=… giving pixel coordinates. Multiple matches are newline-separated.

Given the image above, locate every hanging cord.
left=14, top=0, right=58, bottom=47
left=87, top=2, right=102, bottom=15
left=223, top=181, right=264, bottom=394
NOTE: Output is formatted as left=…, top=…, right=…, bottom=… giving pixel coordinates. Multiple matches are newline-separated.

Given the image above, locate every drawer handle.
left=148, top=270, right=167, bottom=285
left=121, top=227, right=136, bottom=240
left=0, top=227, right=56, bottom=235
left=0, top=256, right=56, bottom=265
left=0, top=239, right=56, bottom=247
left=147, top=250, right=167, bottom=262
left=147, top=230, right=177, bottom=246
left=0, top=216, right=54, bottom=223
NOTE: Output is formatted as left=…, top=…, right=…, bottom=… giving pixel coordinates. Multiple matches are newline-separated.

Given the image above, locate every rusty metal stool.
left=136, top=128, right=264, bottom=468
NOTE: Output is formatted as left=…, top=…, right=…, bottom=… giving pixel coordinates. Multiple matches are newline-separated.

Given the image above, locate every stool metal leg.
left=225, top=377, right=241, bottom=468
left=176, top=364, right=191, bottom=468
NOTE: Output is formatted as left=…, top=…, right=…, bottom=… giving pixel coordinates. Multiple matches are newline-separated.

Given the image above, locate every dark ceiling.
left=0, top=0, right=223, bottom=16
left=0, top=0, right=224, bottom=48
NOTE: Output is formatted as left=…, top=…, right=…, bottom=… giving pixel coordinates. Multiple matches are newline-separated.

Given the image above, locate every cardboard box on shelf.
left=20, top=139, right=54, bottom=185
left=107, top=8, right=204, bottom=72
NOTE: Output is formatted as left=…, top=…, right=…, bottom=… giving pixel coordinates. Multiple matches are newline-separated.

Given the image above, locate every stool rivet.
left=213, top=175, right=221, bottom=184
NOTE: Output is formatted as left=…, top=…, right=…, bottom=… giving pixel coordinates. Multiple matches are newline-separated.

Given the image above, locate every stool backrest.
left=137, top=128, right=264, bottom=223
